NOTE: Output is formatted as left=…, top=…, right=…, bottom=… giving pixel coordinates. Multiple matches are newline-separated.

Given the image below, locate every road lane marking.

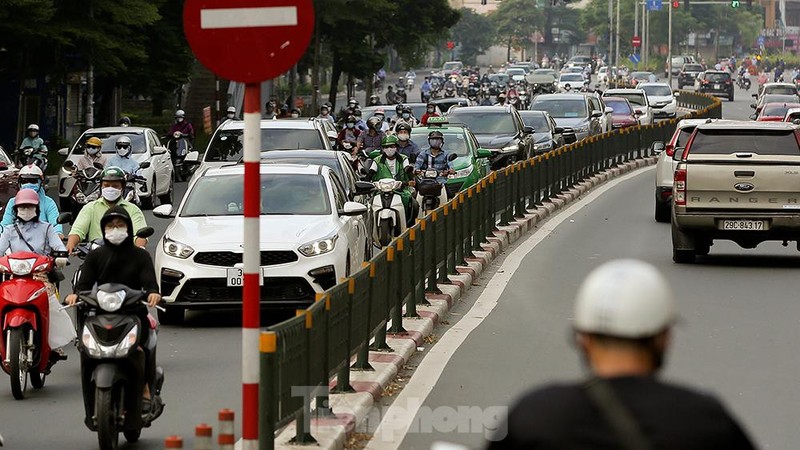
left=366, top=167, right=655, bottom=449
left=200, top=7, right=298, bottom=29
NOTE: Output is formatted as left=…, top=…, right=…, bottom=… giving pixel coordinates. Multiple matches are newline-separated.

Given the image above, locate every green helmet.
left=101, top=166, right=127, bottom=182
left=381, top=135, right=399, bottom=147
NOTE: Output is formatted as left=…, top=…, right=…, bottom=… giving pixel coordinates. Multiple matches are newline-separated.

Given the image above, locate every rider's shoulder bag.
left=582, top=377, right=654, bottom=450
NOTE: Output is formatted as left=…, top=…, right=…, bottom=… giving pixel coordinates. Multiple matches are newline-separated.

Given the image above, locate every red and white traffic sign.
left=632, top=35, right=642, bottom=48
left=183, top=0, right=315, bottom=83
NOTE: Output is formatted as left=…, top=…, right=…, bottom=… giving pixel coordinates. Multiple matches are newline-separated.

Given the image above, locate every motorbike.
left=15, top=147, right=47, bottom=173
left=166, top=131, right=192, bottom=182
left=0, top=242, right=71, bottom=400
left=415, top=153, right=457, bottom=215
left=123, top=165, right=150, bottom=208
left=62, top=160, right=103, bottom=221
left=406, top=75, right=415, bottom=90
left=74, top=282, right=165, bottom=450
left=367, top=178, right=412, bottom=247
left=737, top=76, right=751, bottom=91
left=396, top=86, right=408, bottom=104
left=444, top=86, right=456, bottom=98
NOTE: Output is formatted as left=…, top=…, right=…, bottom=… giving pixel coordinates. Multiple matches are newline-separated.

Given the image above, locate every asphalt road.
left=382, top=83, right=798, bottom=450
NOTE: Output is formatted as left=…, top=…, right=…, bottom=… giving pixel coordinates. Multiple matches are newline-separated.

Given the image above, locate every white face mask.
left=384, top=147, right=397, bottom=158
left=290, top=113, right=299, bottom=118
left=105, top=227, right=128, bottom=245
left=102, top=187, right=122, bottom=202
left=397, top=133, right=410, bottom=142
left=16, top=207, right=36, bottom=222
left=402, top=113, right=410, bottom=119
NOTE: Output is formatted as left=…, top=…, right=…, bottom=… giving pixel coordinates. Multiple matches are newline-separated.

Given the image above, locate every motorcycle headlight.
left=453, top=165, right=474, bottom=178
left=299, top=234, right=338, bottom=257
left=163, top=236, right=194, bottom=259
left=500, top=143, right=519, bottom=153
left=97, top=289, right=126, bottom=312
left=82, top=324, right=138, bottom=358
left=8, top=258, right=36, bottom=276
left=377, top=179, right=397, bottom=192
left=534, top=142, right=553, bottom=151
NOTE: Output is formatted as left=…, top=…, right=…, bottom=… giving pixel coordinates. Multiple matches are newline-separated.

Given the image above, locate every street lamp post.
left=668, top=0, right=673, bottom=86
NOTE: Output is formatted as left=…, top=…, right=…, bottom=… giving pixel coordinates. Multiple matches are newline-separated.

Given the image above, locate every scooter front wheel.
left=8, top=327, right=28, bottom=400
left=95, top=387, right=121, bottom=450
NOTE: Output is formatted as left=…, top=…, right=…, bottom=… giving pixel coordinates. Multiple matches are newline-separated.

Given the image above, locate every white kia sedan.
left=152, top=163, right=369, bottom=324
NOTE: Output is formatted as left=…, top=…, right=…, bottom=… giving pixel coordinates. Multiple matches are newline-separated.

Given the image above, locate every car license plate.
left=714, top=84, right=720, bottom=89
left=721, top=220, right=765, bottom=231
left=226, top=268, right=265, bottom=286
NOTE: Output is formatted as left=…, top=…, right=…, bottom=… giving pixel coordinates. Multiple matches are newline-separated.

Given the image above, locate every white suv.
left=636, top=82, right=679, bottom=118
left=153, top=163, right=369, bottom=324
left=602, top=89, right=653, bottom=125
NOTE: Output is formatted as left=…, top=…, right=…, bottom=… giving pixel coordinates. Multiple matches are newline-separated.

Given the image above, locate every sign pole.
left=242, top=82, right=262, bottom=450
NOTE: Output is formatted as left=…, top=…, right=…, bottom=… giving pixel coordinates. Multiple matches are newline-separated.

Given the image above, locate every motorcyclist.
left=168, top=109, right=195, bottom=144
left=357, top=117, right=386, bottom=154
left=18, top=124, right=48, bottom=168
left=487, top=64, right=496, bottom=75
left=495, top=92, right=508, bottom=106
left=0, top=189, right=72, bottom=357
left=66, top=167, right=148, bottom=253
left=368, top=94, right=381, bottom=106
left=420, top=102, right=441, bottom=126
left=106, top=136, right=141, bottom=177
left=421, top=77, right=432, bottom=102
left=118, top=116, right=132, bottom=127
left=480, top=92, right=494, bottom=106
left=75, top=136, right=108, bottom=171
left=336, top=115, right=361, bottom=150
left=222, top=106, right=237, bottom=122
left=415, top=130, right=455, bottom=184
left=395, top=123, right=421, bottom=161
left=65, top=206, right=161, bottom=411
left=353, top=108, right=368, bottom=132
left=2, top=164, right=64, bottom=239
left=393, top=105, right=417, bottom=132
left=372, top=108, right=391, bottom=133
left=317, top=104, right=335, bottom=124
left=367, top=135, right=417, bottom=224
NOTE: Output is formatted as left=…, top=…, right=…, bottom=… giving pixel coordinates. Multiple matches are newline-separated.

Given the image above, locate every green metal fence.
left=257, top=91, right=722, bottom=449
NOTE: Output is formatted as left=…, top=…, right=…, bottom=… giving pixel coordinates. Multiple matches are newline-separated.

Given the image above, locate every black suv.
left=697, top=70, right=734, bottom=101
left=677, top=63, right=704, bottom=89
left=447, top=106, right=535, bottom=169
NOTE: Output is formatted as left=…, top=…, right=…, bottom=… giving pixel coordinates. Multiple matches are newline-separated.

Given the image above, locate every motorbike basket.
left=417, top=179, right=442, bottom=197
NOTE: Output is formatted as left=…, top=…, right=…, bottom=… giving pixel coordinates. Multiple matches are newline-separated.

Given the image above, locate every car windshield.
left=762, top=104, right=798, bottom=116
left=506, top=69, right=525, bottom=76
left=443, top=62, right=462, bottom=71
left=765, top=86, right=797, bottom=95
left=73, top=132, right=147, bottom=155
left=560, top=74, right=584, bottom=82
left=689, top=129, right=799, bottom=155
left=530, top=99, right=587, bottom=118
left=410, top=130, right=470, bottom=157
left=683, top=64, right=703, bottom=72
left=205, top=128, right=325, bottom=162
left=533, top=69, right=556, bottom=77
left=631, top=72, right=653, bottom=80
left=488, top=74, right=509, bottom=83
left=762, top=95, right=798, bottom=105
left=260, top=155, right=344, bottom=180
left=447, top=112, right=517, bottom=134
left=519, top=113, right=550, bottom=131
left=181, top=174, right=331, bottom=216
left=705, top=72, right=730, bottom=82
left=641, top=85, right=672, bottom=96
left=605, top=100, right=632, bottom=114
left=608, top=93, right=647, bottom=107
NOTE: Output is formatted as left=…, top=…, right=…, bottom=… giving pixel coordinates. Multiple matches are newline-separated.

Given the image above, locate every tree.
left=451, top=8, right=495, bottom=65
left=491, top=0, right=545, bottom=61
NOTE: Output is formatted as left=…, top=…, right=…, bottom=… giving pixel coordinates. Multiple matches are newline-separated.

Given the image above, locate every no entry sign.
left=183, top=0, right=315, bottom=83
left=632, top=35, right=642, bottom=48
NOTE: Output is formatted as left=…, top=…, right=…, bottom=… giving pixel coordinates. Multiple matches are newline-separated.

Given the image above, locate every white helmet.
left=175, top=109, right=186, bottom=118
left=574, top=259, right=675, bottom=339
left=27, top=124, right=39, bottom=133
left=19, top=164, right=44, bottom=180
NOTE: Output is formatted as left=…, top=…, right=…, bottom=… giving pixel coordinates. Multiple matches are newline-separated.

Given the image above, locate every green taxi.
left=410, top=117, right=493, bottom=198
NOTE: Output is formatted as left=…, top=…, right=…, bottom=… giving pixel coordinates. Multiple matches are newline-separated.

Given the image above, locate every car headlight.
left=97, top=289, right=126, bottom=312
left=82, top=324, right=138, bottom=358
left=163, top=236, right=194, bottom=259
left=299, top=234, right=338, bottom=257
left=453, top=165, right=474, bottom=178
left=534, top=142, right=553, bottom=151
left=574, top=125, right=589, bottom=133
left=500, top=143, right=519, bottom=153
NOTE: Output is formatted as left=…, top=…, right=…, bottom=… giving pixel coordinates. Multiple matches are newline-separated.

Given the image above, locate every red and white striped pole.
left=242, top=83, right=261, bottom=449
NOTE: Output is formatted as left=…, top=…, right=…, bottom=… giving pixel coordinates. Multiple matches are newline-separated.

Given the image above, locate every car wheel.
left=654, top=200, right=671, bottom=223
left=158, top=306, right=185, bottom=325
left=158, top=174, right=174, bottom=205
left=729, top=92, right=734, bottom=101
left=673, top=247, right=696, bottom=264
left=141, top=177, right=156, bottom=210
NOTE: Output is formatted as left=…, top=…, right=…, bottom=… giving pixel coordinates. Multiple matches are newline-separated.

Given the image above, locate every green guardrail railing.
left=256, top=91, right=722, bottom=449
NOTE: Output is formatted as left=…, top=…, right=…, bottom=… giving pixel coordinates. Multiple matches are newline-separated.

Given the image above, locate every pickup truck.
left=671, top=121, right=800, bottom=263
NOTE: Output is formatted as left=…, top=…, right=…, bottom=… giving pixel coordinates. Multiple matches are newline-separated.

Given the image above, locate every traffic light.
left=731, top=0, right=740, bottom=7
left=671, top=0, right=679, bottom=7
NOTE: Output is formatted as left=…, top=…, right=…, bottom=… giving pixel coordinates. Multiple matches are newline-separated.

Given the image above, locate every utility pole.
left=608, top=0, right=613, bottom=65
left=615, top=0, right=621, bottom=70
left=86, top=0, right=94, bottom=128
left=668, top=0, right=673, bottom=86
left=634, top=1, right=639, bottom=69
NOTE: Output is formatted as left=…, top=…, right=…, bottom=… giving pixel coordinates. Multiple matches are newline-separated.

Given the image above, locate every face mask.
left=402, top=113, right=410, bottom=119
left=116, top=147, right=129, bottom=156
left=87, top=147, right=101, bottom=156
left=321, top=111, right=329, bottom=116
left=105, top=227, right=128, bottom=245
left=102, top=187, right=122, bottom=202
left=226, top=113, right=235, bottom=119
left=397, top=133, right=409, bottom=142
left=176, top=117, right=184, bottom=123
left=427, top=108, right=434, bottom=113
left=429, top=138, right=443, bottom=148
left=20, top=183, right=39, bottom=192
left=384, top=147, right=397, bottom=158
left=291, top=113, right=299, bottom=118
left=16, top=207, right=36, bottom=222
left=346, top=123, right=355, bottom=129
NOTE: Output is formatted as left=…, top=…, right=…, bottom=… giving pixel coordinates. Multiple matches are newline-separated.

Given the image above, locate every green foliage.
left=491, top=0, right=545, bottom=50
left=451, top=8, right=496, bottom=65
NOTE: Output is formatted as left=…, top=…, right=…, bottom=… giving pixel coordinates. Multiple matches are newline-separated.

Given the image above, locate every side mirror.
left=355, top=181, right=375, bottom=195
left=673, top=92, right=680, bottom=97
left=522, top=125, right=535, bottom=134
left=152, top=204, right=175, bottom=218
left=604, top=106, right=614, bottom=114
left=752, top=94, right=758, bottom=98
left=749, top=114, right=757, bottom=120
left=447, top=153, right=458, bottom=162
left=152, top=145, right=168, bottom=156
left=139, top=161, right=151, bottom=169
left=673, top=147, right=686, bottom=161
left=476, top=148, right=493, bottom=158
left=58, top=147, right=69, bottom=156
left=652, top=141, right=665, bottom=154
left=340, top=201, right=368, bottom=216
left=327, top=130, right=338, bottom=141
left=554, top=126, right=564, bottom=133
left=62, top=160, right=76, bottom=170
left=56, top=212, right=72, bottom=224
left=634, top=108, right=643, bottom=116
left=793, top=119, right=800, bottom=125
left=0, top=162, right=7, bottom=171
left=185, top=150, right=200, bottom=162
left=590, top=110, right=603, bottom=118
left=135, top=226, right=155, bottom=238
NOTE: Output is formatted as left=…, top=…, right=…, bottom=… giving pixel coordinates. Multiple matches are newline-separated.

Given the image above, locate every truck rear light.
left=674, top=168, right=687, bottom=206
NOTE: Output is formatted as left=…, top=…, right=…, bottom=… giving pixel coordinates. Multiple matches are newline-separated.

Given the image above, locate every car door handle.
left=734, top=170, right=755, bottom=177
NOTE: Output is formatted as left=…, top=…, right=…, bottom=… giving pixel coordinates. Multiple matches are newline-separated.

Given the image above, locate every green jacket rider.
left=369, top=135, right=416, bottom=220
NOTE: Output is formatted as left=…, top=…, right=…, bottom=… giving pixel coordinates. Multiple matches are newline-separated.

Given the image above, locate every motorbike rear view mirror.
left=56, top=212, right=72, bottom=224
left=62, top=160, right=76, bottom=170
left=152, top=204, right=175, bottom=219
left=135, top=227, right=155, bottom=239
left=355, top=181, right=375, bottom=195
left=447, top=153, right=457, bottom=162
left=139, top=161, right=151, bottom=169
left=93, top=161, right=104, bottom=170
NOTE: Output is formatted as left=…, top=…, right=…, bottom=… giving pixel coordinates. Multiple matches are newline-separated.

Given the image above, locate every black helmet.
left=395, top=104, right=403, bottom=113
left=100, top=206, right=134, bottom=246
left=427, top=102, right=436, bottom=108
left=118, top=116, right=131, bottom=126
left=395, top=123, right=412, bottom=133
left=428, top=130, right=444, bottom=139
left=403, top=106, right=413, bottom=114
left=346, top=115, right=356, bottom=123
left=367, top=117, right=382, bottom=130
